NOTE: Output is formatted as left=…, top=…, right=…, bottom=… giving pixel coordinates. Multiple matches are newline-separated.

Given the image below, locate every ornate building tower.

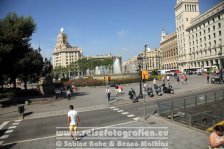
left=53, top=28, right=83, bottom=69
left=175, top=0, right=200, bottom=72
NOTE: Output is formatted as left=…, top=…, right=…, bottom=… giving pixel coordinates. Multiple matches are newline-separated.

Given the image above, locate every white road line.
left=122, top=112, right=129, bottom=115
left=138, top=105, right=158, bottom=109
left=9, top=126, right=17, bottom=129
left=0, top=121, right=9, bottom=130
left=3, top=121, right=137, bottom=146
left=110, top=106, right=115, bottom=109
left=15, top=119, right=22, bottom=122
left=127, top=114, right=135, bottom=117
left=5, top=130, right=14, bottom=134
left=113, top=108, right=119, bottom=110
left=0, top=141, right=4, bottom=145
left=117, top=110, right=124, bottom=112
left=133, top=117, right=140, bottom=121
left=0, top=135, right=9, bottom=139
left=12, top=123, right=19, bottom=126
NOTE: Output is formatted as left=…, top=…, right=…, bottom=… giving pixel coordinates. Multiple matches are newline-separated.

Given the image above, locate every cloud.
left=117, top=30, right=126, bottom=38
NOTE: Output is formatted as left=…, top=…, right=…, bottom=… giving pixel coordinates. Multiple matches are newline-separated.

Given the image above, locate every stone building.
left=160, top=31, right=178, bottom=70
left=175, top=0, right=224, bottom=72
left=139, top=48, right=162, bottom=71
left=186, top=1, right=224, bottom=70
left=52, top=28, right=83, bottom=69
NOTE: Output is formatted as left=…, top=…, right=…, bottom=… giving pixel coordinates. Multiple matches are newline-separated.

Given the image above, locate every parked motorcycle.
left=147, top=86, right=154, bottom=97
left=154, top=85, right=162, bottom=96
left=162, top=83, right=174, bottom=94
left=128, top=88, right=138, bottom=102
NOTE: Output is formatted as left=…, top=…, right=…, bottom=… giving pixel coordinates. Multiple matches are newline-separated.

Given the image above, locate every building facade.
left=52, top=28, right=83, bottom=69
left=186, top=1, right=224, bottom=70
left=122, top=56, right=138, bottom=73
left=160, top=31, right=178, bottom=70
left=139, top=48, right=162, bottom=71
left=175, top=0, right=200, bottom=72
left=175, top=0, right=224, bottom=72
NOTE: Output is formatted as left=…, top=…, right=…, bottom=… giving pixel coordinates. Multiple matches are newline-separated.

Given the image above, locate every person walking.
left=153, top=78, right=157, bottom=89
left=166, top=75, right=170, bottom=82
left=106, top=87, right=111, bottom=101
left=67, top=88, right=71, bottom=100
left=207, top=73, right=210, bottom=83
left=176, top=75, right=180, bottom=84
left=68, top=105, right=80, bottom=141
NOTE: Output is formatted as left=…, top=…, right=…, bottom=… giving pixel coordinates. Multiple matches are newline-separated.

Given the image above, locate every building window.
left=219, top=31, right=221, bottom=36
left=213, top=25, right=215, bottom=31
left=208, top=35, right=211, bottom=40
left=213, top=33, right=216, bottom=38
left=218, top=23, right=221, bottom=28
left=208, top=28, right=210, bottom=33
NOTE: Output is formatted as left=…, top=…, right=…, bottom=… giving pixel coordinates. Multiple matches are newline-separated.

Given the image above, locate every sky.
left=0, top=0, right=221, bottom=61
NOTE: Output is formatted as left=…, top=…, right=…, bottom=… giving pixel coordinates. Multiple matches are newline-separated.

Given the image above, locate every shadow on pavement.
left=1, top=143, right=17, bottom=149
left=24, top=112, right=33, bottom=117
left=0, top=129, right=7, bottom=137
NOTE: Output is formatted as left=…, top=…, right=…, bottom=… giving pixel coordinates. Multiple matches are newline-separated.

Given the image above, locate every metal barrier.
left=156, top=89, right=224, bottom=130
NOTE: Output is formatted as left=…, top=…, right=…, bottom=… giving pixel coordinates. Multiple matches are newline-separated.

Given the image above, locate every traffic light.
left=142, top=70, right=149, bottom=80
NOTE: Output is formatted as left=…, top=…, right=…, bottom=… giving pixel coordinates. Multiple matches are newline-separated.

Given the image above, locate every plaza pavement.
left=0, top=74, right=223, bottom=122
left=0, top=74, right=223, bottom=149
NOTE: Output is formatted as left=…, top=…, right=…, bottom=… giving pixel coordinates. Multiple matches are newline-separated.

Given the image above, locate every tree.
left=19, top=49, right=43, bottom=90
left=0, top=12, right=36, bottom=88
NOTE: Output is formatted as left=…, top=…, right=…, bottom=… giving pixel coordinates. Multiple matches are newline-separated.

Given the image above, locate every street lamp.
left=144, top=45, right=147, bottom=70
left=137, top=55, right=143, bottom=99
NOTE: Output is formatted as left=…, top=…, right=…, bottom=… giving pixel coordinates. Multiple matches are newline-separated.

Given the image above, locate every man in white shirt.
left=68, top=105, right=80, bottom=141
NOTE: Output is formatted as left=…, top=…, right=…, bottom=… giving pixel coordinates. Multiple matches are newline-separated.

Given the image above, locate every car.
left=211, top=76, right=223, bottom=84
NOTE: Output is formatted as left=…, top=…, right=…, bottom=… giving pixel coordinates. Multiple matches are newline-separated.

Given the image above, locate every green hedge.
left=64, top=75, right=163, bottom=87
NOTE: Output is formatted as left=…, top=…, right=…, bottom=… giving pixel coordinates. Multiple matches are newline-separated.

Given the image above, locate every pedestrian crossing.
left=109, top=106, right=140, bottom=121
left=0, top=119, right=22, bottom=145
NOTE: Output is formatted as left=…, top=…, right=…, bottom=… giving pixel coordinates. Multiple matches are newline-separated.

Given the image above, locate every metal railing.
left=156, top=89, right=224, bottom=130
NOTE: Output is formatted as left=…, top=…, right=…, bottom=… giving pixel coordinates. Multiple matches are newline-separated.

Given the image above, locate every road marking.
left=0, top=135, right=9, bottom=139
left=138, top=105, right=158, bottom=109
left=12, top=123, right=19, bottom=126
left=9, top=126, right=17, bottom=129
left=15, top=119, right=22, bottom=122
left=0, top=121, right=9, bottom=130
left=127, top=114, right=135, bottom=117
left=3, top=121, right=136, bottom=146
left=110, top=106, right=115, bottom=109
left=5, top=130, right=14, bottom=134
left=113, top=108, right=119, bottom=110
left=133, top=117, right=140, bottom=121
left=122, top=112, right=129, bottom=115
left=117, top=110, right=124, bottom=112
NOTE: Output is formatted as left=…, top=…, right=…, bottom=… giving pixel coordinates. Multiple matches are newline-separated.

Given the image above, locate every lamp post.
left=144, top=45, right=147, bottom=70
left=137, top=55, right=143, bottom=99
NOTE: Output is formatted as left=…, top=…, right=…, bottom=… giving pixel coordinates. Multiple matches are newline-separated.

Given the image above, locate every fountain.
left=113, top=57, right=121, bottom=74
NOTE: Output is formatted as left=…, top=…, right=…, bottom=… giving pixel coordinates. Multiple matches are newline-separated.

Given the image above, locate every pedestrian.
left=162, top=76, right=165, bottom=84
left=177, top=75, right=180, bottom=84
left=166, top=75, right=170, bottom=82
left=143, top=82, right=148, bottom=92
left=67, top=89, right=71, bottom=100
left=153, top=78, right=157, bottom=89
left=68, top=105, right=80, bottom=141
left=180, top=76, right=184, bottom=84
left=207, top=73, right=210, bottom=83
left=60, top=86, right=63, bottom=95
left=18, top=104, right=25, bottom=119
left=106, top=87, right=111, bottom=101
left=208, top=125, right=224, bottom=148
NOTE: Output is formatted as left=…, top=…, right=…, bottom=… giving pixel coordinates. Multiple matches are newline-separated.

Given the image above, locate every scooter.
left=162, top=84, right=174, bottom=94
left=128, top=88, right=138, bottom=102
left=147, top=86, right=154, bottom=97
left=154, top=85, right=162, bottom=96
